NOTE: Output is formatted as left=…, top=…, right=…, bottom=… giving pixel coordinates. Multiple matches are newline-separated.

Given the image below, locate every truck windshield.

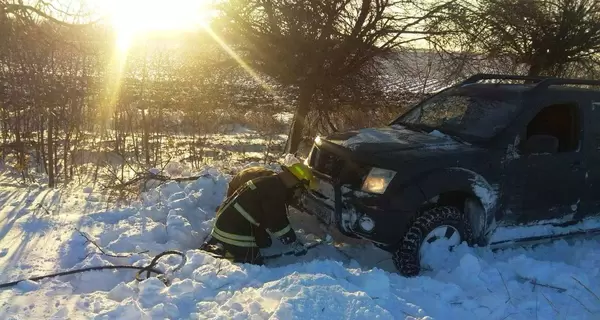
left=393, top=92, right=521, bottom=141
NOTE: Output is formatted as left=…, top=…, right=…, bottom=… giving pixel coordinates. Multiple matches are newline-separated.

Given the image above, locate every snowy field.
left=1, top=156, right=600, bottom=319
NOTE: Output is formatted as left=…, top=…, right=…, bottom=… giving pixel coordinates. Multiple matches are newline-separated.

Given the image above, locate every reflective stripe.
left=213, top=227, right=255, bottom=241
left=217, top=196, right=236, bottom=216
left=234, top=203, right=260, bottom=226
left=271, top=225, right=292, bottom=238
left=217, top=181, right=252, bottom=216
left=211, top=229, right=257, bottom=247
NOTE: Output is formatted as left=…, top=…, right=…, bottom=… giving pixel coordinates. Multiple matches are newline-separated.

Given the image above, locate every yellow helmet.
left=283, top=163, right=318, bottom=190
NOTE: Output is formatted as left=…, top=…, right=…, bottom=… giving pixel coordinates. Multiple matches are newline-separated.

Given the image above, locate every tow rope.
left=0, top=241, right=326, bottom=291
left=264, top=241, right=325, bottom=260
left=200, top=240, right=326, bottom=261
left=0, top=250, right=186, bottom=290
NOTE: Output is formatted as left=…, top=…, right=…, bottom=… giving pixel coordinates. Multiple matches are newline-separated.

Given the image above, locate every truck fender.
left=416, top=167, right=500, bottom=244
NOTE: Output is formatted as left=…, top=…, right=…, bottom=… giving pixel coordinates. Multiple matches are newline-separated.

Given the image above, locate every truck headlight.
left=361, top=168, right=396, bottom=194
left=315, top=135, right=323, bottom=145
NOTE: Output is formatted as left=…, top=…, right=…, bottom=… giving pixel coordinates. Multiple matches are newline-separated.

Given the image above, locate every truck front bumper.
left=297, top=138, right=419, bottom=249
left=296, top=173, right=352, bottom=235
left=296, top=174, right=405, bottom=248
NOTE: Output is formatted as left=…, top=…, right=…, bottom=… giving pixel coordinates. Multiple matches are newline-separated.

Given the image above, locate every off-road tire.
left=393, top=206, right=474, bottom=277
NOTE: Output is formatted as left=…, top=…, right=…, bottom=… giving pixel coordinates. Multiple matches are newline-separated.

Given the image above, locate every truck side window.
left=524, top=103, right=580, bottom=153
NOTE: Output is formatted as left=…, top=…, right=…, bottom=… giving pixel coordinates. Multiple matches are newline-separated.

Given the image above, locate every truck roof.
left=459, top=74, right=600, bottom=96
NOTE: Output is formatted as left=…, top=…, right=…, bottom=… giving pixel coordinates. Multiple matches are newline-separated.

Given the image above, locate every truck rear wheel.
left=392, top=206, right=474, bottom=277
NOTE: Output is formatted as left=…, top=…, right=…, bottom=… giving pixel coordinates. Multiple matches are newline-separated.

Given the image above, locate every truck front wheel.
left=392, top=206, right=474, bottom=277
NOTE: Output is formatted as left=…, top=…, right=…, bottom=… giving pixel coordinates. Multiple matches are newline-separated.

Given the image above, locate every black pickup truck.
left=297, top=74, right=600, bottom=276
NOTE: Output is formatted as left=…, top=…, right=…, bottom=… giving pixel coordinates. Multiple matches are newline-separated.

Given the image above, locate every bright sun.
left=99, top=0, right=213, bottom=51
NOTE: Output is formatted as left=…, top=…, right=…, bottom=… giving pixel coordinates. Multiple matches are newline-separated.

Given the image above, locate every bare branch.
left=76, top=229, right=149, bottom=258
left=2, top=3, right=99, bottom=26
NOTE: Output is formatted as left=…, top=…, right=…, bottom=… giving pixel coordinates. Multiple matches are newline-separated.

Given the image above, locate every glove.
left=291, top=241, right=308, bottom=256
left=254, top=227, right=273, bottom=249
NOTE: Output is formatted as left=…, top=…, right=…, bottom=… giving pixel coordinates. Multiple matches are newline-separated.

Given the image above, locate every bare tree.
left=428, top=0, right=600, bottom=77
left=1, top=0, right=96, bottom=26
left=214, top=0, right=454, bottom=154
left=1, top=0, right=470, bottom=191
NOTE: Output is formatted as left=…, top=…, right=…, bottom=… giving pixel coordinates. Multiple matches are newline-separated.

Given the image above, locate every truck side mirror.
left=522, top=134, right=559, bottom=155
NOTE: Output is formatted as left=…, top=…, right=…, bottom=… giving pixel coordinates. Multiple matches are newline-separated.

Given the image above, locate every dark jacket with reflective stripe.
left=226, top=167, right=276, bottom=198
left=212, top=174, right=297, bottom=248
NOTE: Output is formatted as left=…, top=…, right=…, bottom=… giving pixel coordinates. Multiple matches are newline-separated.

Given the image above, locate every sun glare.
left=100, top=0, right=212, bottom=51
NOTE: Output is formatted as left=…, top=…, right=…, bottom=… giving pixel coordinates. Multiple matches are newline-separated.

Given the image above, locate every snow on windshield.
left=339, top=126, right=413, bottom=150
left=339, top=125, right=459, bottom=151
left=396, top=93, right=520, bottom=139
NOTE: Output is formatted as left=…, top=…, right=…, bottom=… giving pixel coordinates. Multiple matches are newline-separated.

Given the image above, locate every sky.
left=44, top=0, right=215, bottom=31
left=37, top=0, right=216, bottom=51
left=42, top=0, right=430, bottom=50
left=94, top=0, right=214, bottom=31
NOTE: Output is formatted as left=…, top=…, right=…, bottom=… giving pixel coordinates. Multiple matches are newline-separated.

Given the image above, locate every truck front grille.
left=309, top=146, right=340, bottom=177
left=308, top=144, right=369, bottom=188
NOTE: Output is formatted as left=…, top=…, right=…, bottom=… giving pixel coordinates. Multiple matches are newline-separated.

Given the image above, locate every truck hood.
left=324, top=125, right=472, bottom=154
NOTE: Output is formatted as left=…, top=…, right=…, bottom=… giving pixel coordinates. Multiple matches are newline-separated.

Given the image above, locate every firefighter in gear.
left=201, top=163, right=318, bottom=264
left=214, top=166, right=276, bottom=214
left=226, top=166, right=276, bottom=198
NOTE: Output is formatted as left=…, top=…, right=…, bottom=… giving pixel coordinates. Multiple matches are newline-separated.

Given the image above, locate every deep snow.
left=1, top=164, right=600, bottom=320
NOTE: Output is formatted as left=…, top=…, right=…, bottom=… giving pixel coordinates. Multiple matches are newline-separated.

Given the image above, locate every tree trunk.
left=1, top=109, right=7, bottom=150
left=15, top=128, right=25, bottom=181
left=142, top=109, right=150, bottom=166
left=40, top=115, right=46, bottom=174
left=53, top=130, right=58, bottom=177
left=286, top=85, right=315, bottom=155
left=36, top=124, right=41, bottom=173
left=527, top=63, right=542, bottom=76
left=48, top=112, right=55, bottom=188
left=114, top=110, right=121, bottom=154
left=63, top=130, right=71, bottom=183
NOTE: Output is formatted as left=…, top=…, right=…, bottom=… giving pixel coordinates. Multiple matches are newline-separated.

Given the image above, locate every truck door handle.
left=571, top=161, right=581, bottom=169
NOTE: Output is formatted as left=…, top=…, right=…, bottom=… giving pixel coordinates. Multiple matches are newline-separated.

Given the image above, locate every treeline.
left=1, top=0, right=599, bottom=187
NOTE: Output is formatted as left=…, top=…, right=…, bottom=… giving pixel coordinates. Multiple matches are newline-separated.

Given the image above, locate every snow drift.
left=0, top=166, right=599, bottom=320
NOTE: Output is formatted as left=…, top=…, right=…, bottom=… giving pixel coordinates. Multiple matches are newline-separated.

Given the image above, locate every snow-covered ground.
left=1, top=163, right=600, bottom=320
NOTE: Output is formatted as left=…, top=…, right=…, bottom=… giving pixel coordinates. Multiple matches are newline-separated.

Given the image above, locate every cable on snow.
left=0, top=241, right=329, bottom=290
left=0, top=250, right=187, bottom=290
